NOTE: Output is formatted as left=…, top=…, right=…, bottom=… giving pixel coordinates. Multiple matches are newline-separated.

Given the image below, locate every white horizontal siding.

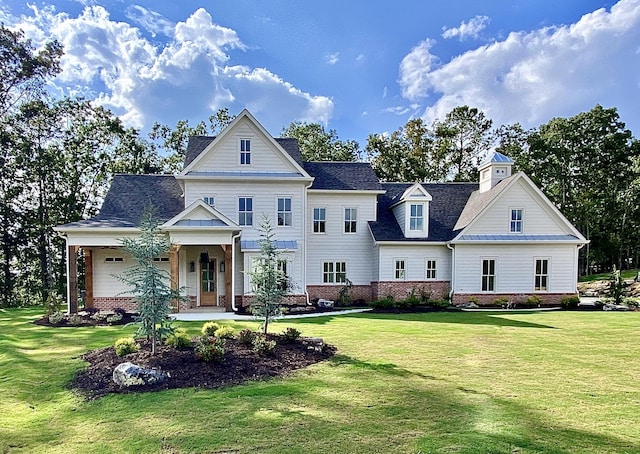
left=453, top=244, right=578, bottom=293
left=306, top=192, right=377, bottom=285
left=194, top=121, right=298, bottom=173
left=378, top=244, right=451, bottom=281
left=466, top=179, right=568, bottom=235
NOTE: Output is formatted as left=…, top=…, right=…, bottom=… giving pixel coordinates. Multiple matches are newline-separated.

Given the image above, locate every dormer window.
left=240, top=139, right=251, bottom=165
left=409, top=204, right=424, bottom=231
left=510, top=208, right=523, bottom=233
left=203, top=196, right=215, bottom=207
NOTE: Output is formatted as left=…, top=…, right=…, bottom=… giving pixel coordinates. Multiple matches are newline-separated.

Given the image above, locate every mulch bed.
left=70, top=336, right=336, bottom=400
left=33, top=312, right=136, bottom=327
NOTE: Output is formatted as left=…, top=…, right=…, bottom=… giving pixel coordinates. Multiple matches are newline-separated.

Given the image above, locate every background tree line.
left=1, top=26, right=638, bottom=307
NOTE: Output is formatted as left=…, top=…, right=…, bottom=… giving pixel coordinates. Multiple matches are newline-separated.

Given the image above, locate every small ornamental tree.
left=248, top=216, right=289, bottom=334
left=118, top=208, right=184, bottom=354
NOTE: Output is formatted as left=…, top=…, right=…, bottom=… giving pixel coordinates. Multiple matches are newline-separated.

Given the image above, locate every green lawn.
left=1, top=308, right=640, bottom=453
left=579, top=268, right=638, bottom=282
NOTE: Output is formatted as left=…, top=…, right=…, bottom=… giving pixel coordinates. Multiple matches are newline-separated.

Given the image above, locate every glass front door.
left=200, top=259, right=217, bottom=306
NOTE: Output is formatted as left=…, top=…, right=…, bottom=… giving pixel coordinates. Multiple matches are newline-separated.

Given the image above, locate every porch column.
left=84, top=248, right=94, bottom=308
left=67, top=245, right=78, bottom=314
left=224, top=244, right=233, bottom=312
left=170, top=244, right=181, bottom=312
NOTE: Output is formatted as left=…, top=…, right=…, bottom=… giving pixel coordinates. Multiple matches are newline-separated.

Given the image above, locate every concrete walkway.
left=171, top=307, right=371, bottom=321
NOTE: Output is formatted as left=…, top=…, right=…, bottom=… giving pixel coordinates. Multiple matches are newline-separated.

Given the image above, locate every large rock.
left=112, top=362, right=169, bottom=388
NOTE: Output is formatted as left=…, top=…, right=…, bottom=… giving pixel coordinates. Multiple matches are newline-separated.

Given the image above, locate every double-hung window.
left=277, top=197, right=292, bottom=226
left=425, top=259, right=437, bottom=280
left=535, top=259, right=549, bottom=291
left=323, top=261, right=347, bottom=284
left=313, top=208, right=326, bottom=233
left=238, top=197, right=253, bottom=226
left=510, top=208, right=523, bottom=233
left=482, top=259, right=496, bottom=292
left=395, top=260, right=406, bottom=280
left=344, top=208, right=357, bottom=233
left=203, top=196, right=215, bottom=207
left=410, top=204, right=423, bottom=231
left=240, top=139, right=251, bottom=165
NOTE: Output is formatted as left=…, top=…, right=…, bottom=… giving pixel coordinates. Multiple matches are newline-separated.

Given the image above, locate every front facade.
left=55, top=110, right=587, bottom=312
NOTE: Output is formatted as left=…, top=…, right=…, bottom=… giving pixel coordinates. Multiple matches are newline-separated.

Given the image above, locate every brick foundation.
left=372, top=281, right=450, bottom=301
left=306, top=285, right=373, bottom=304
left=452, top=293, right=578, bottom=307
left=92, top=297, right=137, bottom=312
left=237, top=294, right=308, bottom=307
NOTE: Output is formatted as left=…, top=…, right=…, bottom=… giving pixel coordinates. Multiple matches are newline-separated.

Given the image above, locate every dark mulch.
left=70, top=336, right=336, bottom=400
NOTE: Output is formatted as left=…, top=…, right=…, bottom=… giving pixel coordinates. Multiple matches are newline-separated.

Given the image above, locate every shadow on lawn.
left=295, top=311, right=558, bottom=329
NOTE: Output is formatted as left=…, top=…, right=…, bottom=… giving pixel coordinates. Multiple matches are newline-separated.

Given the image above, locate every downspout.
left=231, top=231, right=242, bottom=312
left=446, top=242, right=455, bottom=302
left=576, top=243, right=586, bottom=294
left=303, top=179, right=314, bottom=305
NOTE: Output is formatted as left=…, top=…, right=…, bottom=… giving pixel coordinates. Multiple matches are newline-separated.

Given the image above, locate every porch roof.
left=240, top=240, right=298, bottom=251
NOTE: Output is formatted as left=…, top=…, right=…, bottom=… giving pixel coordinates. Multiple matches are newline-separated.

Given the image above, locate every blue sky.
left=2, top=0, right=638, bottom=149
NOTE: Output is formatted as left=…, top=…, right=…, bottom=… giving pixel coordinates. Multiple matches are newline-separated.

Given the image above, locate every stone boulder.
left=113, top=362, right=169, bottom=388
left=302, top=337, right=324, bottom=353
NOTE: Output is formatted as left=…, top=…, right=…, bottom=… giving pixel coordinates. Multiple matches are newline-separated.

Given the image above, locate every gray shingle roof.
left=57, top=175, right=183, bottom=229
left=303, top=162, right=382, bottom=191
left=184, top=136, right=304, bottom=169
left=369, top=182, right=478, bottom=242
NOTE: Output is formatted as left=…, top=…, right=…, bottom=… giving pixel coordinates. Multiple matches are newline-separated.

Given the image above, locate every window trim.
left=409, top=203, right=424, bottom=231
left=425, top=258, right=437, bottom=280
left=534, top=257, right=550, bottom=292
left=394, top=259, right=406, bottom=280
left=238, top=196, right=253, bottom=226
left=276, top=196, right=293, bottom=227
left=239, top=138, right=252, bottom=166
left=481, top=257, right=497, bottom=292
left=322, top=261, right=347, bottom=284
left=510, top=208, right=524, bottom=234
left=203, top=196, right=215, bottom=207
left=313, top=207, right=326, bottom=234
left=344, top=207, right=358, bottom=234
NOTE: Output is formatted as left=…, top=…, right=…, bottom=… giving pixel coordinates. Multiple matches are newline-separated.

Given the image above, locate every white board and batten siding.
left=193, top=121, right=299, bottom=173
left=306, top=192, right=378, bottom=285
left=453, top=244, right=578, bottom=294
left=465, top=179, right=568, bottom=235
left=377, top=245, right=451, bottom=282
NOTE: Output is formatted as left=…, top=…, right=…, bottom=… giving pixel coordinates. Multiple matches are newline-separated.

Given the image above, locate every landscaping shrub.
left=281, top=327, right=302, bottom=343
left=106, top=312, right=123, bottom=324
left=526, top=295, right=542, bottom=307
left=560, top=295, right=581, bottom=310
left=91, top=312, right=108, bottom=322
left=48, top=312, right=64, bottom=325
left=85, top=307, right=99, bottom=316
left=113, top=307, right=127, bottom=317
left=201, top=321, right=221, bottom=336
left=114, top=337, right=140, bottom=357
left=252, top=335, right=276, bottom=355
left=493, top=297, right=509, bottom=307
left=68, top=314, right=83, bottom=326
left=165, top=328, right=192, bottom=349
left=214, top=326, right=235, bottom=339
left=425, top=299, right=450, bottom=309
left=194, top=336, right=225, bottom=363
left=369, top=296, right=395, bottom=310
left=397, top=292, right=420, bottom=309
left=237, top=328, right=256, bottom=345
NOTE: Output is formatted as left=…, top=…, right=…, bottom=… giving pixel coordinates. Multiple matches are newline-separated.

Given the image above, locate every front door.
left=200, top=259, right=217, bottom=306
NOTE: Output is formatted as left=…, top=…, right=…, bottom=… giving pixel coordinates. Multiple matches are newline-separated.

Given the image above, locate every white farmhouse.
left=55, top=110, right=588, bottom=312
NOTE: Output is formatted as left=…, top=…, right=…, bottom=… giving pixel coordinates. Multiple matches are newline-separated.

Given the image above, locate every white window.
left=510, top=208, right=523, bottom=233
left=238, top=197, right=253, bottom=226
left=277, top=259, right=289, bottom=291
left=395, top=260, right=406, bottom=280
left=425, top=259, right=437, bottom=280
left=323, top=261, right=347, bottom=284
left=240, top=138, right=251, bottom=165
left=203, top=196, right=215, bottom=207
left=482, top=258, right=496, bottom=292
left=277, top=197, right=292, bottom=227
left=313, top=207, right=326, bottom=233
left=344, top=208, right=357, bottom=233
left=535, top=259, right=549, bottom=291
left=104, top=257, right=124, bottom=263
left=409, top=204, right=423, bottom=231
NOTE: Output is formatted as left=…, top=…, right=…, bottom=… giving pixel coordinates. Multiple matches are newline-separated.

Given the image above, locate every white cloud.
left=125, top=5, right=174, bottom=37
left=442, top=15, right=489, bottom=41
left=8, top=5, right=333, bottom=132
left=399, top=0, right=640, bottom=133
left=325, top=52, right=340, bottom=65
